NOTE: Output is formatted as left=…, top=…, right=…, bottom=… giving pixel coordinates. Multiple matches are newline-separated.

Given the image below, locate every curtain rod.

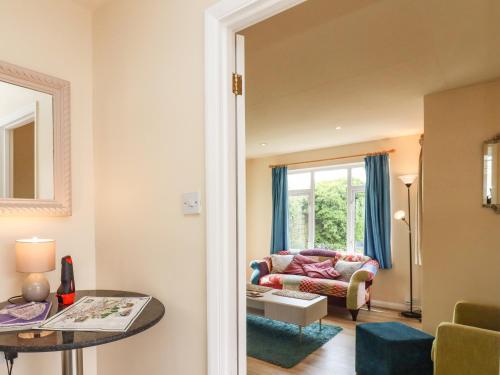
left=268, top=149, right=396, bottom=169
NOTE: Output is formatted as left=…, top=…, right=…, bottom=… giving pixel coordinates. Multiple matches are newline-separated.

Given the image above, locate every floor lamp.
left=394, top=174, right=421, bottom=320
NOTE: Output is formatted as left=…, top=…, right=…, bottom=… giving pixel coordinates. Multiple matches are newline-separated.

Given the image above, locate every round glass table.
left=0, top=290, right=165, bottom=375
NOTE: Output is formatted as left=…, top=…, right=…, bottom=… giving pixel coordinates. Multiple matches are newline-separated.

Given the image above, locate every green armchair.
left=433, top=301, right=500, bottom=375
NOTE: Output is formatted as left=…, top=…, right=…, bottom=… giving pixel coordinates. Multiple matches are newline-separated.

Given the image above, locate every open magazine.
left=38, top=296, right=151, bottom=332
left=0, top=301, right=52, bottom=332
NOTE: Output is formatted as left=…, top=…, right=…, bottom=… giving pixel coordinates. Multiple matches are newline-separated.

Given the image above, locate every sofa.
left=250, top=249, right=379, bottom=320
left=432, top=301, right=500, bottom=375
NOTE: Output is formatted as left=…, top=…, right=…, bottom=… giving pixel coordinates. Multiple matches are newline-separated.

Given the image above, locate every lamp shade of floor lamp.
left=395, top=174, right=421, bottom=321
left=16, top=238, right=56, bottom=302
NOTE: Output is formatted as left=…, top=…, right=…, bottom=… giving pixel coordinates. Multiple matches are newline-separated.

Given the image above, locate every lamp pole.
left=400, top=180, right=421, bottom=321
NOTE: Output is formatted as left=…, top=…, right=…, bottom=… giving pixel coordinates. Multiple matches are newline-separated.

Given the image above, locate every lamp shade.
left=394, top=210, right=406, bottom=220
left=16, top=238, right=56, bottom=273
left=398, top=174, right=418, bottom=185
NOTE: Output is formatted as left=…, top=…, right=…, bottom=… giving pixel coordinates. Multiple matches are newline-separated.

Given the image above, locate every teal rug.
left=247, top=314, right=342, bottom=368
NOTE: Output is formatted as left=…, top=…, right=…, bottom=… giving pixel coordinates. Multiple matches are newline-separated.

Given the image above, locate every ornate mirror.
left=483, top=134, right=500, bottom=213
left=0, top=61, right=70, bottom=215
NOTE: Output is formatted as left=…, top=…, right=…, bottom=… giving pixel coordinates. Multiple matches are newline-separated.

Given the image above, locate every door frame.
left=0, top=103, right=36, bottom=198
left=204, top=1, right=306, bottom=374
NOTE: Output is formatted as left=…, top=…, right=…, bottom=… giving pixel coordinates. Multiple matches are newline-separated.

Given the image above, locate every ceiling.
left=242, top=0, right=500, bottom=158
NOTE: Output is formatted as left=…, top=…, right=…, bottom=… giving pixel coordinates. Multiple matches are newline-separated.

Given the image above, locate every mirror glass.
left=483, top=137, right=500, bottom=211
left=0, top=81, right=54, bottom=200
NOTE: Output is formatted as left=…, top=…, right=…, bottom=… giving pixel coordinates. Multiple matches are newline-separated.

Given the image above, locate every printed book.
left=0, top=301, right=52, bottom=332
left=38, top=296, right=151, bottom=332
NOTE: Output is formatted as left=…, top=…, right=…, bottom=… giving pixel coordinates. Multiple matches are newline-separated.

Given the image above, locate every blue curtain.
left=364, top=154, right=392, bottom=269
left=270, top=166, right=289, bottom=254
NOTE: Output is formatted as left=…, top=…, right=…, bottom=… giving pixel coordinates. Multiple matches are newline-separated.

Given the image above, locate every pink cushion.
left=283, top=255, right=317, bottom=276
left=303, top=260, right=340, bottom=279
left=259, top=274, right=284, bottom=289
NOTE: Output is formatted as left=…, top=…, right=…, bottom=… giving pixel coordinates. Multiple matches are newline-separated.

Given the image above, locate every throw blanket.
left=281, top=275, right=303, bottom=291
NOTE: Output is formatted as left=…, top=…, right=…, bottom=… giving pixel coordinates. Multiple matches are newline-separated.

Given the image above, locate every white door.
left=235, top=33, right=247, bottom=375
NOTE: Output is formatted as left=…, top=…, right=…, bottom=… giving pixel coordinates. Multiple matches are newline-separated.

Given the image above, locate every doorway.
left=10, top=122, right=36, bottom=198
left=205, top=2, right=306, bottom=374
left=205, top=0, right=429, bottom=373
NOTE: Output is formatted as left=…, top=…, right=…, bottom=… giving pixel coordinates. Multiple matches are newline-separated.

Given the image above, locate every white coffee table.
left=247, top=290, right=328, bottom=341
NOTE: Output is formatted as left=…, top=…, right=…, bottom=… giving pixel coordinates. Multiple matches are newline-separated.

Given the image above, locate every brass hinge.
left=232, top=73, right=242, bottom=95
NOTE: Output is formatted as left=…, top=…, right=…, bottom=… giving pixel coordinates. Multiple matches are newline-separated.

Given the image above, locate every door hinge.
left=232, top=73, right=242, bottom=95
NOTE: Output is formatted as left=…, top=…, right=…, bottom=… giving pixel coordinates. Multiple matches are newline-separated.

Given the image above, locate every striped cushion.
left=259, top=274, right=349, bottom=298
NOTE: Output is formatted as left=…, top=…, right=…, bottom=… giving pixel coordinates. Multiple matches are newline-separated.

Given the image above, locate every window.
left=288, top=164, right=366, bottom=253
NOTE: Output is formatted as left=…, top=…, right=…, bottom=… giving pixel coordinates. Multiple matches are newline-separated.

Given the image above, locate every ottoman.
left=356, top=322, right=434, bottom=375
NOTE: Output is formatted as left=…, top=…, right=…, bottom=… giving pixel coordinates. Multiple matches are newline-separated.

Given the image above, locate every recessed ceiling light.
left=260, top=142, right=268, bottom=147
left=335, top=126, right=342, bottom=130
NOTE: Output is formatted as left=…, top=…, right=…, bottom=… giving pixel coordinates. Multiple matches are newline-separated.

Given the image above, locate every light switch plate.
left=183, top=192, right=201, bottom=215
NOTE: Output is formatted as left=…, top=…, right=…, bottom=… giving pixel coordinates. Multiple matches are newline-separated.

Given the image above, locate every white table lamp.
left=16, top=238, right=56, bottom=302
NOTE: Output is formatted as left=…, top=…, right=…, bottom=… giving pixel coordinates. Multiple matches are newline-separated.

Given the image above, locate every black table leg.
left=3, top=352, right=17, bottom=375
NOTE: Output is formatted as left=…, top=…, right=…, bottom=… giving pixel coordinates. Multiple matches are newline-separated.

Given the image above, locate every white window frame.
left=288, top=162, right=366, bottom=253
left=288, top=187, right=315, bottom=248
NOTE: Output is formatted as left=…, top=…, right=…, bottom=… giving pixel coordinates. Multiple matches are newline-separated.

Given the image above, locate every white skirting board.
left=371, top=299, right=421, bottom=311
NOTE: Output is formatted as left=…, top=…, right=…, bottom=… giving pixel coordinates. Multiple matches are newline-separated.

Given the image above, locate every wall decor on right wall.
left=483, top=134, right=500, bottom=213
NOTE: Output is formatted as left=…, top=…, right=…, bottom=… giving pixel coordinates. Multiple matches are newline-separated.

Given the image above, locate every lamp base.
left=18, top=330, right=54, bottom=340
left=22, top=273, right=50, bottom=302
left=401, top=310, right=422, bottom=321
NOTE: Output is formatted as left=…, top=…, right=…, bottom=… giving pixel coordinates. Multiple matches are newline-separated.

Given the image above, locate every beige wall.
left=93, top=1, right=213, bottom=374
left=423, top=78, right=500, bottom=333
left=0, top=1, right=96, bottom=374
left=247, top=134, right=422, bottom=307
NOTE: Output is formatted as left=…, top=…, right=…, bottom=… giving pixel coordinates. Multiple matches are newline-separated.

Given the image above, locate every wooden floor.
left=247, top=305, right=421, bottom=375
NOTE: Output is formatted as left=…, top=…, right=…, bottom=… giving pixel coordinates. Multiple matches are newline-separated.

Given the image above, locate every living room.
left=241, top=0, right=500, bottom=374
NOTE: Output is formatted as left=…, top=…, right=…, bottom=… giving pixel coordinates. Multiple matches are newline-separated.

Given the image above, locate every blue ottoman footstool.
left=356, top=322, right=434, bottom=375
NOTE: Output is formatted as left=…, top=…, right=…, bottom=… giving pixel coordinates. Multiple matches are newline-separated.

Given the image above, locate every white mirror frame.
left=483, top=134, right=500, bottom=214
left=0, top=60, right=71, bottom=216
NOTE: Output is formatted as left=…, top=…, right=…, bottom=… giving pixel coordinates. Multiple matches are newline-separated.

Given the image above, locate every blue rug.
left=247, top=314, right=342, bottom=368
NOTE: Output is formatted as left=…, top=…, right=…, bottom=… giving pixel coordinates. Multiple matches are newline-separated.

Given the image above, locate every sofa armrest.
left=346, top=260, right=379, bottom=310
left=249, top=259, right=270, bottom=285
left=453, top=301, right=500, bottom=331
left=358, top=259, right=379, bottom=281
left=434, top=322, right=500, bottom=375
